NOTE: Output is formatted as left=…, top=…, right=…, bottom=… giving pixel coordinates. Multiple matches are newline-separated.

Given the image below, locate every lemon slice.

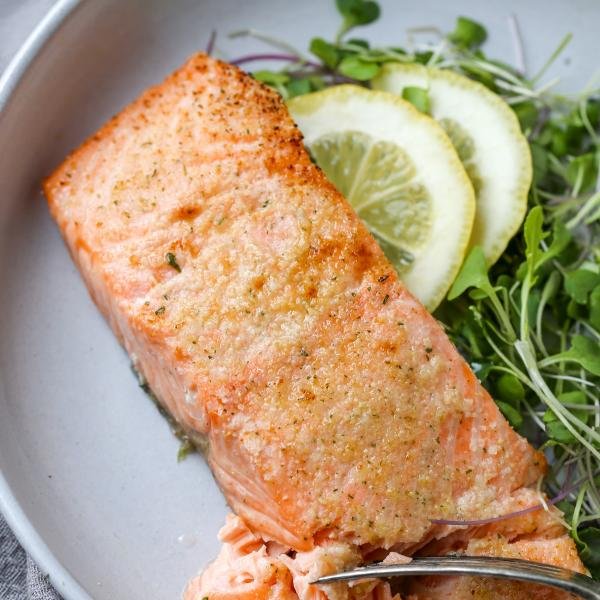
left=373, top=63, right=532, bottom=265
left=288, top=85, right=475, bottom=310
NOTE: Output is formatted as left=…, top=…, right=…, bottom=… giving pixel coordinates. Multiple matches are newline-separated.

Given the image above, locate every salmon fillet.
left=43, top=54, right=585, bottom=598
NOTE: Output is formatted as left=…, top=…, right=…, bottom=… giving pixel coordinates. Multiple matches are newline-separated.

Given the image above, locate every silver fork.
left=313, top=556, right=600, bottom=599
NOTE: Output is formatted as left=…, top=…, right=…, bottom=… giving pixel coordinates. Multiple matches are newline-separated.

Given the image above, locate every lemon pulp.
left=288, top=85, right=475, bottom=310
left=310, top=131, right=432, bottom=273
left=373, top=63, right=532, bottom=265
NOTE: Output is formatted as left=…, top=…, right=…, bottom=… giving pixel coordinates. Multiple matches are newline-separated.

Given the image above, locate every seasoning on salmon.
left=43, top=54, right=586, bottom=599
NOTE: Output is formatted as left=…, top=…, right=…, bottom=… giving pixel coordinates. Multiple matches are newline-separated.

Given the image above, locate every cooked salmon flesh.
left=44, top=54, right=585, bottom=599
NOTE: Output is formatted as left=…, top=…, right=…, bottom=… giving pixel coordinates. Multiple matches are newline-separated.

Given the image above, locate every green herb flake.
left=177, top=438, right=195, bottom=462
left=166, top=252, right=182, bottom=273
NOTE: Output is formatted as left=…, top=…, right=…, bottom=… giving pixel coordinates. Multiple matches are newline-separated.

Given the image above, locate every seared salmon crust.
left=44, top=54, right=585, bottom=599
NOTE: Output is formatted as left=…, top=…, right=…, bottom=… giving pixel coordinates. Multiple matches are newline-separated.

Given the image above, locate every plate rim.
left=0, top=2, right=92, bottom=598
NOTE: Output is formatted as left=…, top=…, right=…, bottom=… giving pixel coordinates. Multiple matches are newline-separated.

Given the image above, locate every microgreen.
left=401, top=86, right=431, bottom=114
left=497, top=400, right=524, bottom=429
left=309, top=38, right=339, bottom=69
left=448, top=246, right=492, bottom=299
left=335, top=0, right=381, bottom=41
left=577, top=527, right=600, bottom=579
left=439, top=32, right=600, bottom=569
left=338, top=55, right=380, bottom=80
left=565, top=269, right=600, bottom=304
left=448, top=16, right=488, bottom=50
left=252, top=70, right=290, bottom=85
left=496, top=372, right=526, bottom=402
left=543, top=335, right=600, bottom=376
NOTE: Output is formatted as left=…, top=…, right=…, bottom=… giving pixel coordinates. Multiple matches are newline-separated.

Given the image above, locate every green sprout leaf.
left=545, top=221, right=571, bottom=263
left=555, top=131, right=571, bottom=157
left=543, top=391, right=589, bottom=443
left=414, top=50, right=434, bottom=66
left=523, top=205, right=546, bottom=273
left=338, top=55, right=381, bottom=80
left=448, top=246, right=492, bottom=300
left=518, top=219, right=570, bottom=281
left=543, top=416, right=572, bottom=444
left=448, top=16, right=487, bottom=50
left=566, top=153, right=598, bottom=193
left=530, top=143, right=549, bottom=185
left=513, top=101, right=539, bottom=132
left=336, top=0, right=381, bottom=40
left=577, top=528, right=600, bottom=579
left=309, top=37, right=339, bottom=68
left=590, top=285, right=600, bottom=331
left=558, top=391, right=589, bottom=422
left=346, top=37, right=370, bottom=49
left=496, top=373, right=525, bottom=403
left=252, top=70, right=290, bottom=86
left=286, top=78, right=313, bottom=98
left=565, top=269, right=600, bottom=304
left=554, top=335, right=600, bottom=376
left=401, top=86, right=431, bottom=114
left=497, top=400, right=523, bottom=429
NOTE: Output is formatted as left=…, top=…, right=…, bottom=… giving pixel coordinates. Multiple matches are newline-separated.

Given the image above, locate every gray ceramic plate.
left=0, top=1, right=598, bottom=599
